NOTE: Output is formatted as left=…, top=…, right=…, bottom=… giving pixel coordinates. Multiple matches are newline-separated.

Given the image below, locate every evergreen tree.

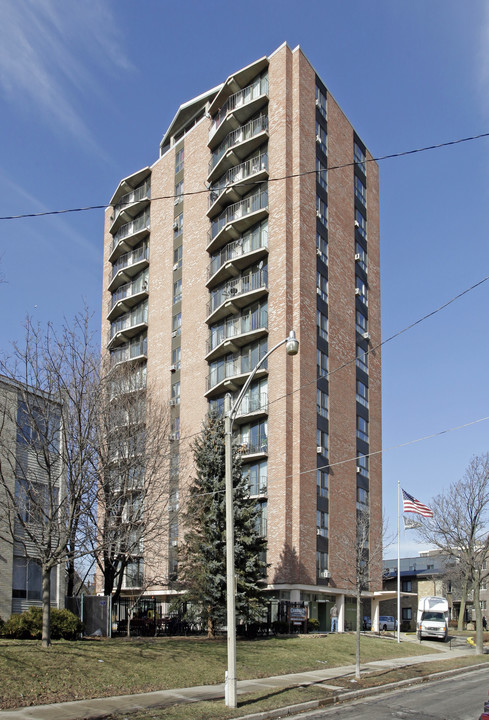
left=179, top=412, right=267, bottom=637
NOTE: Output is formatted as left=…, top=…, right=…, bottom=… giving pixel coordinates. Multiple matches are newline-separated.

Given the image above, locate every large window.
left=317, top=271, right=328, bottom=303
left=173, top=245, right=182, bottom=269
left=356, top=380, right=368, bottom=408
left=124, top=559, right=144, bottom=588
left=12, top=557, right=57, bottom=601
left=15, top=479, right=59, bottom=525
left=355, top=242, right=366, bottom=272
left=172, top=312, right=181, bottom=336
left=354, top=175, right=366, bottom=207
left=317, top=510, right=328, bottom=538
left=175, top=147, right=184, bottom=174
left=173, top=278, right=182, bottom=304
left=355, top=275, right=367, bottom=305
left=354, top=142, right=366, bottom=173
left=173, top=212, right=183, bottom=238
left=317, top=348, right=328, bottom=378
left=316, top=122, right=327, bottom=153
left=317, top=388, right=328, bottom=419
left=317, top=429, right=328, bottom=456
left=316, top=196, right=327, bottom=227
left=357, top=452, right=369, bottom=478
left=355, top=209, right=366, bottom=239
left=356, top=344, right=368, bottom=372
left=356, top=415, right=369, bottom=442
left=316, top=233, right=328, bottom=264
left=317, top=551, right=328, bottom=575
left=317, top=309, right=328, bottom=341
left=238, top=419, right=268, bottom=454
left=316, top=158, right=327, bottom=191
left=242, top=460, right=267, bottom=496
left=356, top=309, right=368, bottom=335
left=316, top=86, right=327, bottom=119
left=317, top=469, right=328, bottom=498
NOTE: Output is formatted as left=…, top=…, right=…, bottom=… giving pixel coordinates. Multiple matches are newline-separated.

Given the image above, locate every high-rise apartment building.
left=102, top=43, right=381, bottom=631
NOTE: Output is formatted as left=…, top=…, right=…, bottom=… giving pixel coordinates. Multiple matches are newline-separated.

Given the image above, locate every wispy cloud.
left=0, top=0, right=133, bottom=149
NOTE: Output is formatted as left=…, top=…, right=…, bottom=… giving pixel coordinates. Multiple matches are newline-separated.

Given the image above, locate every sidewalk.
left=0, top=636, right=479, bottom=720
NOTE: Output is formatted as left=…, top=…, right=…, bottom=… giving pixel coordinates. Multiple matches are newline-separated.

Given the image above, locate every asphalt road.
left=304, top=666, right=489, bottom=720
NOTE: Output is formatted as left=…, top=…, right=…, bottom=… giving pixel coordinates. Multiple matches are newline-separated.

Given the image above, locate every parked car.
left=379, top=615, right=397, bottom=631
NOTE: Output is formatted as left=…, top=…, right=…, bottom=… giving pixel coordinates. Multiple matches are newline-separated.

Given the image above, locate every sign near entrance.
left=289, top=607, right=307, bottom=622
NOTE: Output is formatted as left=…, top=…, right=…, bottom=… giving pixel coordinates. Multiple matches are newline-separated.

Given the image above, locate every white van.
left=417, top=596, right=449, bottom=641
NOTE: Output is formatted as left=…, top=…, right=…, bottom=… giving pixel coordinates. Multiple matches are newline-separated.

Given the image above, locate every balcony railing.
left=112, top=208, right=150, bottom=252
left=114, top=179, right=150, bottom=216
left=209, top=74, right=268, bottom=139
left=237, top=438, right=268, bottom=455
left=206, top=355, right=268, bottom=392
left=110, top=277, right=148, bottom=310
left=209, top=188, right=268, bottom=242
left=235, top=392, right=268, bottom=418
left=207, top=269, right=268, bottom=317
left=208, top=226, right=268, bottom=281
left=110, top=336, right=147, bottom=365
left=209, top=115, right=268, bottom=174
left=207, top=309, right=268, bottom=355
left=209, top=152, right=268, bottom=210
left=111, top=244, right=149, bottom=281
left=109, top=306, right=148, bottom=342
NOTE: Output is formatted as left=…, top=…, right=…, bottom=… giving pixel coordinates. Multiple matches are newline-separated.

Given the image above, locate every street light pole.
left=224, top=330, right=299, bottom=708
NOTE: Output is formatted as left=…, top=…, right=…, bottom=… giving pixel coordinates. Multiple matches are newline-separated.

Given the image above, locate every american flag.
left=402, top=489, right=433, bottom=518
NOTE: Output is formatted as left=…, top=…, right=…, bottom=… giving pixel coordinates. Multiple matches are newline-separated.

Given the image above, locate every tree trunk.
left=42, top=567, right=51, bottom=648
left=355, top=588, right=361, bottom=679
left=473, top=581, right=483, bottom=654
left=457, top=581, right=468, bottom=631
left=207, top=609, right=215, bottom=639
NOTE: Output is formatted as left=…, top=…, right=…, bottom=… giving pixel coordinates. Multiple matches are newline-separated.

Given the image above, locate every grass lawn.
left=0, top=633, right=439, bottom=709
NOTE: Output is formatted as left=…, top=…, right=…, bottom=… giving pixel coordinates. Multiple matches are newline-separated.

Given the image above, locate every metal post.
left=224, top=392, right=237, bottom=708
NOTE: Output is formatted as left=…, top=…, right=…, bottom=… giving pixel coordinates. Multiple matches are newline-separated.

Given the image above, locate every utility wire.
left=1, top=131, right=489, bottom=220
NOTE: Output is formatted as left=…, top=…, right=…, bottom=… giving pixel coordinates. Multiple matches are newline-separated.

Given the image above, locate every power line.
left=1, top=131, right=489, bottom=221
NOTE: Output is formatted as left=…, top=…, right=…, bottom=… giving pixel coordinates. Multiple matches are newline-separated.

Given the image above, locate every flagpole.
left=397, top=480, right=401, bottom=643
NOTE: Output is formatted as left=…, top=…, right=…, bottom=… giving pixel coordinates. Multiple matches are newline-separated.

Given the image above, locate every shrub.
left=272, top=620, right=289, bottom=635
left=0, top=607, right=83, bottom=640
left=307, top=618, right=320, bottom=633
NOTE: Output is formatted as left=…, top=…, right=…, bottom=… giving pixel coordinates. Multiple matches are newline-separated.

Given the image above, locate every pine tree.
left=179, top=412, right=267, bottom=638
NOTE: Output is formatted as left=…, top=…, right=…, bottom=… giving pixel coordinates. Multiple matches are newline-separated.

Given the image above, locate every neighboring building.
left=101, top=43, right=382, bottom=631
left=0, top=376, right=65, bottom=619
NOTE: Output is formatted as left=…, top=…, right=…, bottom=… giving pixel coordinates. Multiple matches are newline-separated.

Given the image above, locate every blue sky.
left=1, top=0, right=488, bottom=556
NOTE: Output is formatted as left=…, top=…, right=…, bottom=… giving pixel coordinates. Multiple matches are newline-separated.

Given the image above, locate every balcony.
left=206, top=309, right=268, bottom=362
left=110, top=179, right=150, bottom=234
left=108, top=243, right=149, bottom=293
left=108, top=309, right=148, bottom=350
left=107, top=277, right=149, bottom=321
left=208, top=75, right=268, bottom=148
left=206, top=269, right=268, bottom=325
left=207, top=232, right=268, bottom=289
left=110, top=336, right=147, bottom=366
left=208, top=152, right=268, bottom=219
left=109, top=209, right=150, bottom=264
left=234, top=392, right=268, bottom=424
left=207, top=188, right=268, bottom=255
left=207, top=115, right=268, bottom=184
left=237, top=438, right=268, bottom=457
left=205, top=359, right=268, bottom=398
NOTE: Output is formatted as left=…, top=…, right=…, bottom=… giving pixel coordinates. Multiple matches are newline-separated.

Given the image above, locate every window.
left=356, top=380, right=368, bottom=408
left=355, top=275, right=367, bottom=305
left=238, top=419, right=268, bottom=454
left=315, top=86, right=327, bottom=119
left=175, top=147, right=184, bottom=174
left=357, top=487, right=369, bottom=509
left=316, top=122, right=327, bottom=152
left=316, top=158, right=327, bottom=191
left=317, top=510, right=328, bottom=538
left=356, top=345, right=368, bottom=372
left=173, top=212, right=183, bottom=238
left=355, top=242, right=366, bottom=271
left=317, top=309, right=328, bottom=341
left=317, top=429, right=328, bottom=455
left=355, top=209, right=366, bottom=239
left=317, top=271, right=328, bottom=302
left=173, top=278, right=182, bottom=304
left=242, top=460, right=267, bottom=496
left=15, top=479, right=59, bottom=525
left=171, top=416, right=180, bottom=439
left=255, top=501, right=267, bottom=537
left=174, top=179, right=184, bottom=203
left=356, top=309, right=367, bottom=335
left=401, top=580, right=412, bottom=592
left=317, top=551, right=328, bottom=574
left=173, top=245, right=182, bottom=269
left=356, top=416, right=369, bottom=442
left=124, top=559, right=144, bottom=588
left=317, top=349, right=328, bottom=378
left=317, top=388, right=328, bottom=418
left=357, top=452, right=369, bottom=478
left=316, top=196, right=327, bottom=227
left=402, top=607, right=412, bottom=621
left=171, top=381, right=180, bottom=404
left=172, top=346, right=181, bottom=370
left=316, top=232, right=328, bottom=264
left=317, top=469, right=328, bottom=498
left=17, top=400, right=61, bottom=453
left=354, top=175, right=366, bottom=206
left=354, top=142, right=366, bottom=173
left=172, top=312, right=181, bottom=336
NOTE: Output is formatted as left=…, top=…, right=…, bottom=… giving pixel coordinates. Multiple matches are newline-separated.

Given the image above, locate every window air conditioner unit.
left=354, top=253, right=361, bottom=261
left=171, top=331, right=178, bottom=338
left=316, top=134, right=322, bottom=144
left=356, top=466, right=361, bottom=473
left=170, top=364, right=177, bottom=373
left=355, top=288, right=361, bottom=296
left=174, top=197, right=182, bottom=206
left=171, top=540, right=178, bottom=547
left=169, top=398, right=178, bottom=406
left=173, top=263, right=179, bottom=271
left=169, top=433, right=178, bottom=442
left=317, top=446, right=324, bottom=454
left=319, top=570, right=331, bottom=579
left=173, top=220, right=179, bottom=230
left=316, top=287, right=322, bottom=295
left=362, top=332, right=370, bottom=341
left=316, top=248, right=322, bottom=256
left=354, top=220, right=360, bottom=228
left=316, top=210, right=322, bottom=218
left=315, top=98, right=320, bottom=107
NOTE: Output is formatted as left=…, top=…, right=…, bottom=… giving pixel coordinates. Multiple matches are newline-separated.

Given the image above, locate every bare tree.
left=417, top=454, right=489, bottom=654
left=0, top=312, right=99, bottom=647
left=90, top=359, right=173, bottom=604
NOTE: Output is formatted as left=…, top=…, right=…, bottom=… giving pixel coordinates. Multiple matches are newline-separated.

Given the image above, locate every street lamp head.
left=285, top=330, right=299, bottom=356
